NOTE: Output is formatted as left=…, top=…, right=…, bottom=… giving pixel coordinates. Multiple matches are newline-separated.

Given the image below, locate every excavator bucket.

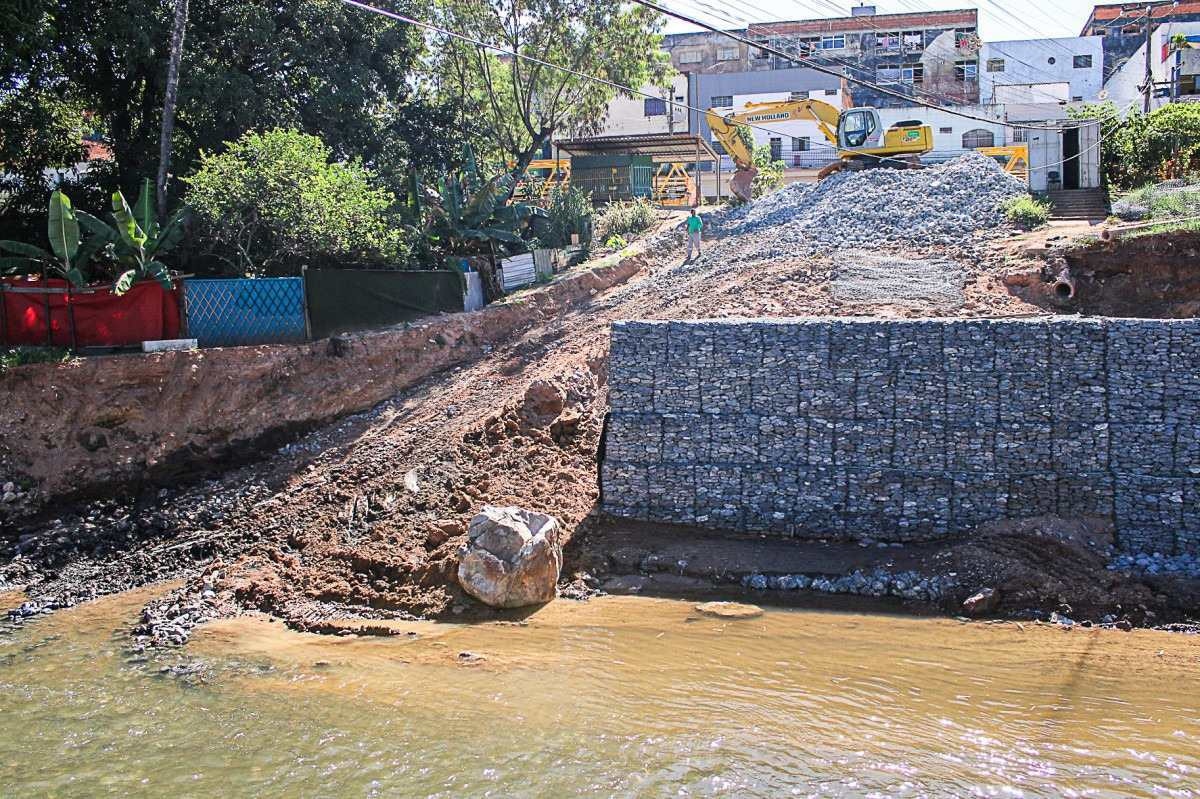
left=729, top=167, right=757, bottom=203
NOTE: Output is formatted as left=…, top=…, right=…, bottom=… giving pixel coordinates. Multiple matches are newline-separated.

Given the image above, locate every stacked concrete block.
left=602, top=317, right=1200, bottom=555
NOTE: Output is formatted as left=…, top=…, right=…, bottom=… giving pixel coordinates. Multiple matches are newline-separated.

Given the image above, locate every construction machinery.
left=706, top=98, right=933, bottom=202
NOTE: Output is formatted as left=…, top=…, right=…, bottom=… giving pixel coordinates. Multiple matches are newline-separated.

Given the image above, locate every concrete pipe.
left=1052, top=267, right=1076, bottom=302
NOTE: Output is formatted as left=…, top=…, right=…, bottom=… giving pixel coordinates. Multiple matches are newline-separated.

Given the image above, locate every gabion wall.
left=601, top=317, right=1200, bottom=555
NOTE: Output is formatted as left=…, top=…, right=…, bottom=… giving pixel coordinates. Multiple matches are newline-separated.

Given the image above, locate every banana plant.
left=0, top=190, right=93, bottom=286
left=422, top=144, right=547, bottom=255
left=77, top=179, right=186, bottom=295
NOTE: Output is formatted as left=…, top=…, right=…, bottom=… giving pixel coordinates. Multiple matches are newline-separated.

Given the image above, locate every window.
left=841, top=110, right=877, bottom=147
left=1073, top=54, right=1092, bottom=68
left=710, top=95, right=733, bottom=108
left=792, top=136, right=810, bottom=151
left=818, top=34, right=845, bottom=50
left=711, top=138, right=727, bottom=155
left=644, top=97, right=666, bottom=116
left=717, top=47, right=739, bottom=61
left=678, top=50, right=703, bottom=64
left=955, top=59, right=978, bottom=82
left=901, top=62, right=923, bottom=84
left=789, top=91, right=808, bottom=101
left=902, top=30, right=924, bottom=50
left=986, top=58, right=1005, bottom=73
left=939, top=126, right=953, bottom=134
left=954, top=27, right=976, bottom=48
left=1012, top=128, right=1027, bottom=143
left=825, top=88, right=837, bottom=96
left=769, top=137, right=783, bottom=161
left=962, top=128, right=995, bottom=149
left=875, top=31, right=901, bottom=50
left=753, top=45, right=771, bottom=59
left=876, top=63, right=902, bottom=83
left=1072, top=95, right=1083, bottom=102
left=1183, top=74, right=1198, bottom=95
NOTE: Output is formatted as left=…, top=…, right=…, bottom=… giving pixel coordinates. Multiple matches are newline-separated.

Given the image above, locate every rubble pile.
left=706, top=152, right=1026, bottom=261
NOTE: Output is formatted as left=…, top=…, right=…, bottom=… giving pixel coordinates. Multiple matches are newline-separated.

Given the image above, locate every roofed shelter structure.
left=555, top=133, right=720, bottom=207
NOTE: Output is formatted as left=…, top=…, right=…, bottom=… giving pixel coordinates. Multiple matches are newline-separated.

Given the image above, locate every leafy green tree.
left=1068, top=102, right=1200, bottom=189
left=1, top=0, right=463, bottom=231
left=184, top=129, right=405, bottom=275
left=430, top=0, right=672, bottom=177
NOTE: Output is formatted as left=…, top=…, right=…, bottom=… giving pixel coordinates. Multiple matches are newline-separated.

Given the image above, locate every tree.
left=430, top=0, right=672, bottom=177
left=156, top=0, right=189, bottom=217
left=1, top=0, right=464, bottom=231
left=184, top=129, right=405, bottom=275
left=1069, top=102, right=1200, bottom=189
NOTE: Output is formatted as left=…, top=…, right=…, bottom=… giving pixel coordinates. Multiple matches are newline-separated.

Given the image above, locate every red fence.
left=0, top=277, right=182, bottom=348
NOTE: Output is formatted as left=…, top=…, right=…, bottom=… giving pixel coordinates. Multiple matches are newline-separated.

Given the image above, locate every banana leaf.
left=0, top=240, right=52, bottom=259
left=152, top=206, right=188, bottom=254
left=113, top=268, right=138, bottom=296
left=132, top=178, right=159, bottom=240
left=111, top=191, right=148, bottom=253
left=0, top=256, right=45, bottom=273
left=76, top=210, right=119, bottom=243
left=47, top=190, right=80, bottom=263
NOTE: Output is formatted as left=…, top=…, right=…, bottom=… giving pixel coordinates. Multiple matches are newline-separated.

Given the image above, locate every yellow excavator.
left=706, top=98, right=934, bottom=202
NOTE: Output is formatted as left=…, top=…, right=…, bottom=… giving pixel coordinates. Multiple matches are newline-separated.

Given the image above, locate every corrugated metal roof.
left=554, top=133, right=719, bottom=162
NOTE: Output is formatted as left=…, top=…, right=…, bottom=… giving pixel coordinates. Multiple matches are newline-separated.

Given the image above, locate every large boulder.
left=457, top=506, right=561, bottom=608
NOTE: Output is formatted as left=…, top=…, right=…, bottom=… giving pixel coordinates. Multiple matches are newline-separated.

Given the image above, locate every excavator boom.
left=706, top=98, right=932, bottom=202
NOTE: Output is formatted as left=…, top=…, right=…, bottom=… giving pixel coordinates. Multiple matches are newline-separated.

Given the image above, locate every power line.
left=338, top=0, right=1117, bottom=176
left=637, top=0, right=1107, bottom=130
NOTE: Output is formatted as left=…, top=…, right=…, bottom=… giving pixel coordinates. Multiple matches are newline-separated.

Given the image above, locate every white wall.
left=598, top=75, right=690, bottom=136
left=980, top=37, right=1104, bottom=104
left=877, top=104, right=1008, bottom=156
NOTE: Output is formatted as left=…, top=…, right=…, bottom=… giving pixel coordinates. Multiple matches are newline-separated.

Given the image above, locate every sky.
left=662, top=0, right=1105, bottom=42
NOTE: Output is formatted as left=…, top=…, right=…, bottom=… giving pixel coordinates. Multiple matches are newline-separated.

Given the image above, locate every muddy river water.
left=1, top=588, right=1198, bottom=797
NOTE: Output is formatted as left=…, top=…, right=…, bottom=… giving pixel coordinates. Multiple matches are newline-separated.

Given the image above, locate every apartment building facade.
left=662, top=6, right=983, bottom=107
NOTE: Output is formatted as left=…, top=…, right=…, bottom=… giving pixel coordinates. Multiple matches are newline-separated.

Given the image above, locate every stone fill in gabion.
left=602, top=317, right=1200, bottom=556
left=706, top=152, right=1026, bottom=261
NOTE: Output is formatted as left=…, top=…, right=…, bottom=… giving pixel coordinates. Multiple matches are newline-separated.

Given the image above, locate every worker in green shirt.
left=685, top=209, right=703, bottom=261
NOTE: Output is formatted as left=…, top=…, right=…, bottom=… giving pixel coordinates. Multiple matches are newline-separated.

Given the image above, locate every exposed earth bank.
left=3, top=162, right=1200, bottom=641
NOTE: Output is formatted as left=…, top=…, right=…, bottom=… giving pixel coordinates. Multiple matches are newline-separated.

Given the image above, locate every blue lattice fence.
left=183, top=278, right=307, bottom=347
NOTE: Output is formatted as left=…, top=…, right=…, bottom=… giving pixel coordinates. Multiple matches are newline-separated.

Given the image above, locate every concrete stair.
left=1047, top=188, right=1109, bottom=221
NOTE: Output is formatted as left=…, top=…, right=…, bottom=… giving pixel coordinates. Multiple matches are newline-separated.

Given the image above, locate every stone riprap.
left=601, top=317, right=1200, bottom=555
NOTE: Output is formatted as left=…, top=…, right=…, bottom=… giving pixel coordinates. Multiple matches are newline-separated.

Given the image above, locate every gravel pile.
left=705, top=152, right=1026, bottom=261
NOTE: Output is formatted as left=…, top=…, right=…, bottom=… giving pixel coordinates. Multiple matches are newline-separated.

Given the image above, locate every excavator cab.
left=838, top=108, right=881, bottom=149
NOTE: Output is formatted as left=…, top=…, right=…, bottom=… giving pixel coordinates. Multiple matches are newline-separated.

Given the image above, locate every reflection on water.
left=1, top=588, right=1198, bottom=797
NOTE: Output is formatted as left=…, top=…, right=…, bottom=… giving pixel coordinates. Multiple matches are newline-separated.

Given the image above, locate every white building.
left=877, top=103, right=1008, bottom=158
left=979, top=37, right=1105, bottom=104
left=596, top=75, right=690, bottom=136
left=1105, top=22, right=1200, bottom=111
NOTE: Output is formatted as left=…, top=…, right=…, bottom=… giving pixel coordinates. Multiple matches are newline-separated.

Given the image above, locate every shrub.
left=1069, top=102, right=1200, bottom=190
left=542, top=185, right=594, bottom=248
left=184, top=129, right=405, bottom=275
left=1002, top=195, right=1051, bottom=229
left=596, top=198, right=656, bottom=242
left=750, top=144, right=785, bottom=198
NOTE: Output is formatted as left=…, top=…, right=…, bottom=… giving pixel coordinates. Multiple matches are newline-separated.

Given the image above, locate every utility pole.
left=1143, top=3, right=1154, bottom=113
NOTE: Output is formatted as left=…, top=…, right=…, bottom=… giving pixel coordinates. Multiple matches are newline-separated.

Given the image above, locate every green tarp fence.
left=304, top=269, right=465, bottom=340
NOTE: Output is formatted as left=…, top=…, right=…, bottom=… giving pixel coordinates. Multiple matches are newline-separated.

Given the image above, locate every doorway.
left=1062, top=126, right=1080, bottom=190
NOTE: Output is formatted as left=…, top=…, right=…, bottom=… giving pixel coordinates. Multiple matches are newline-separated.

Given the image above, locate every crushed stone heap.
left=706, top=151, right=1026, bottom=261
